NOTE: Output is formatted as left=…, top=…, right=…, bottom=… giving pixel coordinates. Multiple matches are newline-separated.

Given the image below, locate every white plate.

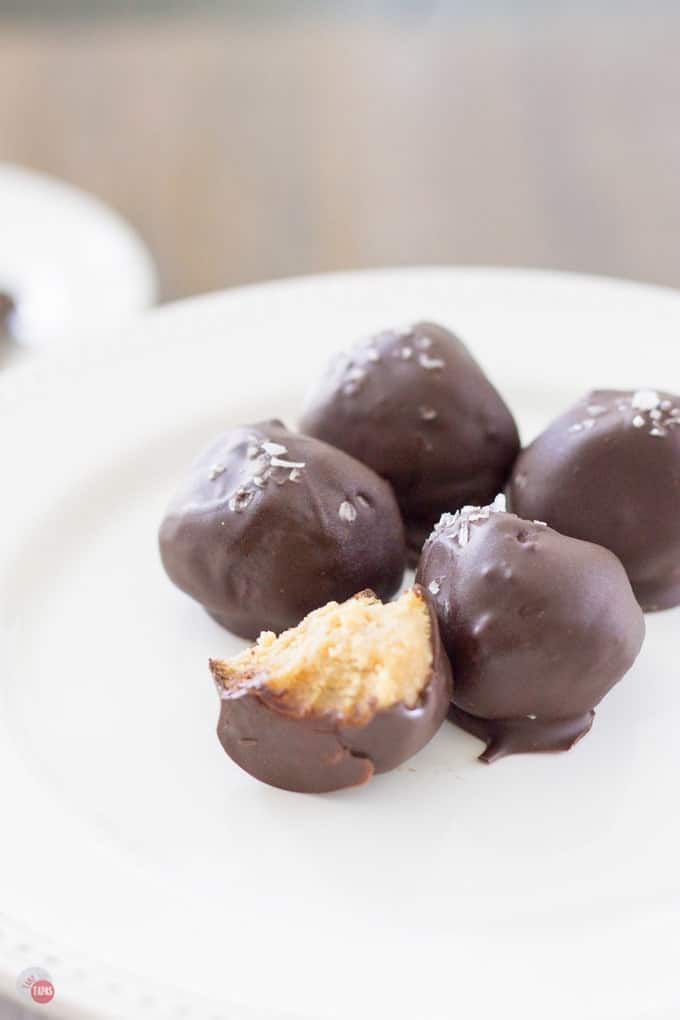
left=0, top=163, right=157, bottom=356
left=0, top=268, right=678, bottom=1020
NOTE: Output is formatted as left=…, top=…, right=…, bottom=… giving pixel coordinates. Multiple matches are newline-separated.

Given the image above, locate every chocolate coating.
left=448, top=706, right=595, bottom=764
left=416, top=506, right=645, bottom=761
left=211, top=587, right=453, bottom=793
left=159, top=421, right=405, bottom=639
left=300, top=322, right=520, bottom=562
left=508, top=389, right=680, bottom=611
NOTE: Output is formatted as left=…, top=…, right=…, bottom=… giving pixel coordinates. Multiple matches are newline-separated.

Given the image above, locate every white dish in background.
left=0, top=163, right=157, bottom=358
left=0, top=267, right=678, bottom=1020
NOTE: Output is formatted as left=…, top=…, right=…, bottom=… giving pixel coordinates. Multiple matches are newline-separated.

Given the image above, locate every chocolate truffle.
left=508, top=389, right=680, bottom=611
left=416, top=498, right=645, bottom=762
left=300, top=322, right=520, bottom=561
left=210, top=587, right=452, bottom=793
left=159, top=421, right=405, bottom=639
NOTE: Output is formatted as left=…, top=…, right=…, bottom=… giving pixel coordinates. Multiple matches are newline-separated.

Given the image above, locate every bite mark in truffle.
left=210, top=587, right=453, bottom=793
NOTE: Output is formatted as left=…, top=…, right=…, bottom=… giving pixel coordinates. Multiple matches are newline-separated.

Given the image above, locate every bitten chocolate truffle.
left=210, top=587, right=452, bottom=793
left=300, top=322, right=520, bottom=561
left=416, top=498, right=645, bottom=762
left=159, top=421, right=405, bottom=639
left=508, top=389, right=680, bottom=611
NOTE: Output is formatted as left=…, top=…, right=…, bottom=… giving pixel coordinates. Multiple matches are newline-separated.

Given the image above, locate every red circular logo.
left=17, top=969, right=56, bottom=1006
left=31, top=979, right=55, bottom=1004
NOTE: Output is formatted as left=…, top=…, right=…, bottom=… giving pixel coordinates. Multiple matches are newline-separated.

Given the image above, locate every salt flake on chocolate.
left=338, top=500, right=357, bottom=522
left=631, top=389, right=660, bottom=411
left=418, top=353, right=445, bottom=370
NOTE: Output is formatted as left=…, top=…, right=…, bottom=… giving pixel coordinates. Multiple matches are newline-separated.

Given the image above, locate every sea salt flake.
left=247, top=453, right=270, bottom=478
left=587, top=404, right=606, bottom=417
left=270, top=456, right=306, bottom=470
left=366, top=347, right=380, bottom=363
left=527, top=714, right=537, bottom=720
left=261, top=441, right=287, bottom=457
left=534, top=520, right=547, bottom=527
left=416, top=335, right=433, bottom=350
left=400, top=346, right=414, bottom=360
left=338, top=500, right=357, bottom=522
left=209, top=464, right=225, bottom=480
left=582, top=418, right=595, bottom=429
left=650, top=408, right=663, bottom=421
left=434, top=511, right=461, bottom=536
left=632, top=415, right=645, bottom=428
left=428, top=580, right=441, bottom=596
left=288, top=468, right=302, bottom=482
left=246, top=440, right=261, bottom=459
left=631, top=389, right=660, bottom=411
left=435, top=494, right=505, bottom=548
left=569, top=423, right=583, bottom=433
left=419, top=405, right=437, bottom=421
left=342, top=366, right=366, bottom=394
left=418, top=353, right=445, bottom=370
left=270, top=469, right=291, bottom=486
left=650, top=427, right=667, bottom=437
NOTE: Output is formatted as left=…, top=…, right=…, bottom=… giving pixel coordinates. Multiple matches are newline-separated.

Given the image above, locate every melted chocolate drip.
left=450, top=705, right=595, bottom=763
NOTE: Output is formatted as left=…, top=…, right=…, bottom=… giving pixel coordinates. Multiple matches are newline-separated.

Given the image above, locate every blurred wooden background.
left=2, top=8, right=680, bottom=301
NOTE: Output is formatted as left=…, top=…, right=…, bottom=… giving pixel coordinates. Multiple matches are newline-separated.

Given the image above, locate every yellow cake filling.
left=211, top=588, right=433, bottom=725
